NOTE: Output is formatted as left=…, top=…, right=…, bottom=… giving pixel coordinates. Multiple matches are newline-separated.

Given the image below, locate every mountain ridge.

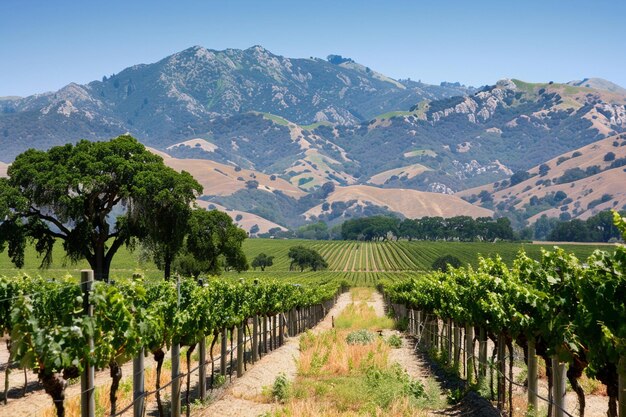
left=2, top=46, right=626, bottom=229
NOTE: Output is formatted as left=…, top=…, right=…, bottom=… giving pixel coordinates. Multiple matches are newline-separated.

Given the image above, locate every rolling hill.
left=459, top=133, right=626, bottom=221
left=304, top=184, right=493, bottom=220
left=148, top=147, right=304, bottom=198
left=195, top=200, right=286, bottom=234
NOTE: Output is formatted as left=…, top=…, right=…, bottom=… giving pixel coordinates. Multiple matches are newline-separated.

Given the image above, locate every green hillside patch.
left=258, top=111, right=292, bottom=126
left=301, top=121, right=333, bottom=130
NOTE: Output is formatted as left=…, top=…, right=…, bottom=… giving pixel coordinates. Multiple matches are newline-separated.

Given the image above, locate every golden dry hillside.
left=147, top=148, right=305, bottom=198
left=368, top=163, right=431, bottom=185
left=0, top=162, right=8, bottom=177
left=305, top=184, right=493, bottom=219
left=459, top=134, right=626, bottom=221
left=195, top=200, right=286, bottom=234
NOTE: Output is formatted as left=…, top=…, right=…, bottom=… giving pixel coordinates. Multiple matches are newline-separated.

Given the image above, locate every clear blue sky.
left=2, top=0, right=625, bottom=97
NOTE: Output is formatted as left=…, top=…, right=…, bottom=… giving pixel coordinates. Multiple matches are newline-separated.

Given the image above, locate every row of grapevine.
left=384, top=234, right=626, bottom=417
left=0, top=274, right=342, bottom=417
left=311, top=241, right=421, bottom=272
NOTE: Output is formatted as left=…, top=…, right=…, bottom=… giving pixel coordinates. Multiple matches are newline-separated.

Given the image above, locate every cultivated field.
left=1, top=238, right=603, bottom=287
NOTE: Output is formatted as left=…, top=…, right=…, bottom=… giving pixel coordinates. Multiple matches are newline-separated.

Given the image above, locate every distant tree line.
left=340, top=215, right=515, bottom=242
left=536, top=210, right=625, bottom=243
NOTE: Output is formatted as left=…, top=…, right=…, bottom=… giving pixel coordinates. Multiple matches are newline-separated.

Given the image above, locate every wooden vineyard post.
left=416, top=311, right=422, bottom=341
left=527, top=337, right=538, bottom=416
left=552, top=356, right=566, bottom=417
left=497, top=333, right=506, bottom=412
left=252, top=315, right=259, bottom=363
left=434, top=318, right=440, bottom=351
left=198, top=337, right=206, bottom=401
left=272, top=314, right=278, bottom=350
left=220, top=328, right=228, bottom=375
left=465, top=324, right=474, bottom=385
left=197, top=279, right=207, bottom=401
left=448, top=319, right=453, bottom=365
left=279, top=314, right=284, bottom=346
left=478, top=327, right=487, bottom=385
left=236, top=322, right=244, bottom=377
left=617, top=355, right=626, bottom=417
left=453, top=324, right=461, bottom=373
left=171, top=276, right=181, bottom=417
left=133, top=348, right=145, bottom=417
left=262, top=316, right=268, bottom=354
left=81, top=270, right=95, bottom=417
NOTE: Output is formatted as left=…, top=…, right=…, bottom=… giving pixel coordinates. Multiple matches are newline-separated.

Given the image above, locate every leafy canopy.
left=0, top=135, right=202, bottom=281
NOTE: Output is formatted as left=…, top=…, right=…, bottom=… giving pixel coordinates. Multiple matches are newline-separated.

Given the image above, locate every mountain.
left=2, top=45, right=626, bottom=229
left=567, top=78, right=626, bottom=95
left=0, top=45, right=473, bottom=161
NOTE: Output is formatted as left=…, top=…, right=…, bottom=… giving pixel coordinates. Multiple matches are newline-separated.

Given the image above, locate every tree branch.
left=26, top=207, right=72, bottom=236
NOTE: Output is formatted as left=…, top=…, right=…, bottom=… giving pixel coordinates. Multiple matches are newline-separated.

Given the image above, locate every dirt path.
left=194, top=292, right=353, bottom=417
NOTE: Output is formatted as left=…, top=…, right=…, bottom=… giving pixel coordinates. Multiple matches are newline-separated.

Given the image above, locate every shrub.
left=539, top=164, right=550, bottom=177
left=510, top=170, right=530, bottom=186
left=386, top=334, right=403, bottom=348
left=432, top=255, right=462, bottom=272
left=271, top=373, right=290, bottom=403
left=346, top=329, right=376, bottom=345
left=245, top=180, right=259, bottom=189
left=556, top=156, right=570, bottom=166
left=604, top=152, right=616, bottom=162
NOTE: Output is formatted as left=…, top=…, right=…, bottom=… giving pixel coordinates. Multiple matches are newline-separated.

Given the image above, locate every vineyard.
left=0, top=274, right=342, bottom=416
left=383, top=215, right=626, bottom=417
left=243, top=238, right=604, bottom=272
left=0, top=235, right=622, bottom=416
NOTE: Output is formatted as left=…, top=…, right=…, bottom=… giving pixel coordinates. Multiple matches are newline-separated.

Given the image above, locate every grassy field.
left=0, top=238, right=610, bottom=286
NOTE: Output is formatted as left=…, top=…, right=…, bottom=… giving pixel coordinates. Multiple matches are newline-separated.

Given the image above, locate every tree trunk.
left=210, top=332, right=218, bottom=389
left=153, top=348, right=165, bottom=417
left=566, top=356, right=586, bottom=417
left=3, top=338, right=10, bottom=404
left=93, top=241, right=107, bottom=282
left=164, top=258, right=172, bottom=281
left=543, top=354, right=553, bottom=417
left=40, top=371, right=67, bottom=417
left=109, top=360, right=122, bottom=416
left=595, top=363, right=618, bottom=417
left=185, top=344, right=196, bottom=417
left=507, top=338, right=514, bottom=417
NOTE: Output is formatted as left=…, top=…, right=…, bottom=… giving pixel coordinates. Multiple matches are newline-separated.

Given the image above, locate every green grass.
left=511, top=79, right=543, bottom=94
left=376, top=110, right=415, bottom=120
left=300, top=121, right=333, bottom=130
left=258, top=112, right=291, bottom=126
left=375, top=101, right=429, bottom=121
